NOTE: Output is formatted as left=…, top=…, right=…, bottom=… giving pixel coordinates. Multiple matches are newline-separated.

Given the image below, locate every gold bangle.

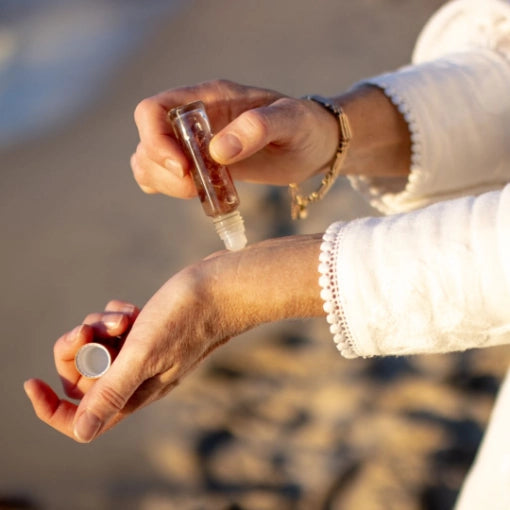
left=289, top=94, right=352, bottom=220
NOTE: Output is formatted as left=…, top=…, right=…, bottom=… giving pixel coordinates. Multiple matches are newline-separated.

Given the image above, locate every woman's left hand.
left=25, top=235, right=324, bottom=442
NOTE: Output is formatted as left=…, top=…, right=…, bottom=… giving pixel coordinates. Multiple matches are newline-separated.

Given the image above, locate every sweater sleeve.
left=319, top=184, right=510, bottom=358
left=347, top=0, right=510, bottom=214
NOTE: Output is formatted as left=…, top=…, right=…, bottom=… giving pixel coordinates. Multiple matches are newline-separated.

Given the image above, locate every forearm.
left=204, top=234, right=325, bottom=335
left=330, top=84, right=412, bottom=178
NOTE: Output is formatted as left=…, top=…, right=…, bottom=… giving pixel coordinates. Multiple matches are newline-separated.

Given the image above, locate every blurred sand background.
left=2, top=1, right=510, bottom=509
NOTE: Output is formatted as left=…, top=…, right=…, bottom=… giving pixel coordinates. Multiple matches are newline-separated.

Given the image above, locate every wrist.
left=290, top=96, right=352, bottom=220
left=331, top=84, right=411, bottom=177
left=204, top=235, right=326, bottom=334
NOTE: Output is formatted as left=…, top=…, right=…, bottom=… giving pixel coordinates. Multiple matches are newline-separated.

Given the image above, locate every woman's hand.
left=25, top=235, right=325, bottom=442
left=24, top=300, right=141, bottom=441
left=130, top=79, right=340, bottom=197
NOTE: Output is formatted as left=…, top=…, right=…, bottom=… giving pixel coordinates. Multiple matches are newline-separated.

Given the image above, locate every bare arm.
left=25, top=234, right=324, bottom=442
left=334, top=84, right=411, bottom=177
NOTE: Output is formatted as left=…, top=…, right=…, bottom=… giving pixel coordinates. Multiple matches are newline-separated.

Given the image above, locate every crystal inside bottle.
left=168, top=101, right=247, bottom=251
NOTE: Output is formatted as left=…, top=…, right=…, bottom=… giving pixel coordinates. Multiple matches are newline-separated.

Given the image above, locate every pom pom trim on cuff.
left=318, top=222, right=359, bottom=358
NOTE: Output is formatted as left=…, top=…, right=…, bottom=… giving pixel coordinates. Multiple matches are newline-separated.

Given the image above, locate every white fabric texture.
left=454, top=366, right=510, bottom=510
left=348, top=0, right=510, bottom=215
left=350, top=49, right=510, bottom=214
left=319, top=0, right=510, bottom=507
left=320, top=185, right=510, bottom=357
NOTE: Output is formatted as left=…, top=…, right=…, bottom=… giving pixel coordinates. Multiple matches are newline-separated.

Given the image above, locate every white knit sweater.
left=318, top=1, right=510, bottom=507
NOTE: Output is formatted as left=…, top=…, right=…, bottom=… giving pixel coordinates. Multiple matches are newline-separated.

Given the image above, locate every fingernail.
left=210, top=133, right=242, bottom=161
left=104, top=314, right=124, bottom=329
left=74, top=410, right=102, bottom=443
left=164, top=158, right=185, bottom=178
left=116, top=304, right=136, bottom=316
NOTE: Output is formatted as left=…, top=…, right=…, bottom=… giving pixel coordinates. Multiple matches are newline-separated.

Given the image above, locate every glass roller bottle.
left=168, top=101, right=247, bottom=251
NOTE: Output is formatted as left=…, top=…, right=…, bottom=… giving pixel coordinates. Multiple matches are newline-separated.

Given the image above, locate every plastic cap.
left=75, top=343, right=111, bottom=379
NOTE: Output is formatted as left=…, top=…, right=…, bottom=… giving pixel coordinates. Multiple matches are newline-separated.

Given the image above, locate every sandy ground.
left=2, top=1, right=510, bottom=509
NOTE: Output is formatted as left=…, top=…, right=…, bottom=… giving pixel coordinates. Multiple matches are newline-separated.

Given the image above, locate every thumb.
left=209, top=97, right=300, bottom=164
left=72, top=349, right=146, bottom=443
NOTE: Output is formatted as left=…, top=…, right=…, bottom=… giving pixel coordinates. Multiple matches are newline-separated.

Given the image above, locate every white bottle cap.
left=75, top=343, right=111, bottom=379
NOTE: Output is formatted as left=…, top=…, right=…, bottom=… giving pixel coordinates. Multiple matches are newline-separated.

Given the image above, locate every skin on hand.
left=24, top=301, right=140, bottom=441
left=130, top=79, right=340, bottom=197
left=25, top=80, right=412, bottom=442
left=130, top=79, right=411, bottom=199
left=24, top=235, right=325, bottom=443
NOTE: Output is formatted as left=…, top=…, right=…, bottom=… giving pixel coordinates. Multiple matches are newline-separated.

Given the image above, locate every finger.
left=24, top=379, right=79, bottom=441
left=72, top=346, right=148, bottom=443
left=24, top=379, right=131, bottom=442
left=131, top=146, right=197, bottom=198
left=134, top=81, right=282, bottom=170
left=104, top=300, right=140, bottom=320
left=130, top=154, right=158, bottom=194
left=82, top=311, right=131, bottom=337
left=103, top=300, right=141, bottom=346
left=54, top=324, right=95, bottom=399
left=133, top=142, right=187, bottom=184
left=148, top=80, right=283, bottom=132
left=54, top=311, right=131, bottom=400
left=55, top=306, right=140, bottom=399
left=133, top=97, right=189, bottom=173
left=86, top=377, right=180, bottom=437
left=209, top=97, right=305, bottom=164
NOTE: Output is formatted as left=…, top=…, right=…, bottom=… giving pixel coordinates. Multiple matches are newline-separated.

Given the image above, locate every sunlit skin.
left=130, top=80, right=410, bottom=197
left=24, top=301, right=140, bottom=440
left=25, top=79, right=411, bottom=443
left=24, top=236, right=326, bottom=442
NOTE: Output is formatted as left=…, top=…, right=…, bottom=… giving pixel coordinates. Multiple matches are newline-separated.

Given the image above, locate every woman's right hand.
left=130, top=79, right=340, bottom=198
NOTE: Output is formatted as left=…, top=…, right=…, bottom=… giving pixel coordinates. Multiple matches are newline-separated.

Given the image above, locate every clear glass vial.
left=168, top=101, right=247, bottom=251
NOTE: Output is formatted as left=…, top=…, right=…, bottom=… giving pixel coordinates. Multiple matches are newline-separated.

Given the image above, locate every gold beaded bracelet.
left=289, top=94, right=352, bottom=220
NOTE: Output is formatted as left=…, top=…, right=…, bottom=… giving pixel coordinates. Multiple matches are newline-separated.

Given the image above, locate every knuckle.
left=53, top=330, right=72, bottom=356
left=275, top=96, right=308, bottom=117
left=131, top=156, right=150, bottom=188
left=105, top=299, right=131, bottom=312
left=273, top=96, right=295, bottom=108
left=83, top=313, right=99, bottom=325
left=133, top=97, right=153, bottom=124
left=209, top=78, right=236, bottom=93
left=105, top=299, right=121, bottom=310
left=129, top=153, right=137, bottom=172
left=104, top=299, right=139, bottom=318
left=240, top=109, right=269, bottom=141
left=135, top=141, right=146, bottom=158
left=96, top=385, right=127, bottom=413
left=208, top=79, right=245, bottom=104
left=52, top=340, right=60, bottom=359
